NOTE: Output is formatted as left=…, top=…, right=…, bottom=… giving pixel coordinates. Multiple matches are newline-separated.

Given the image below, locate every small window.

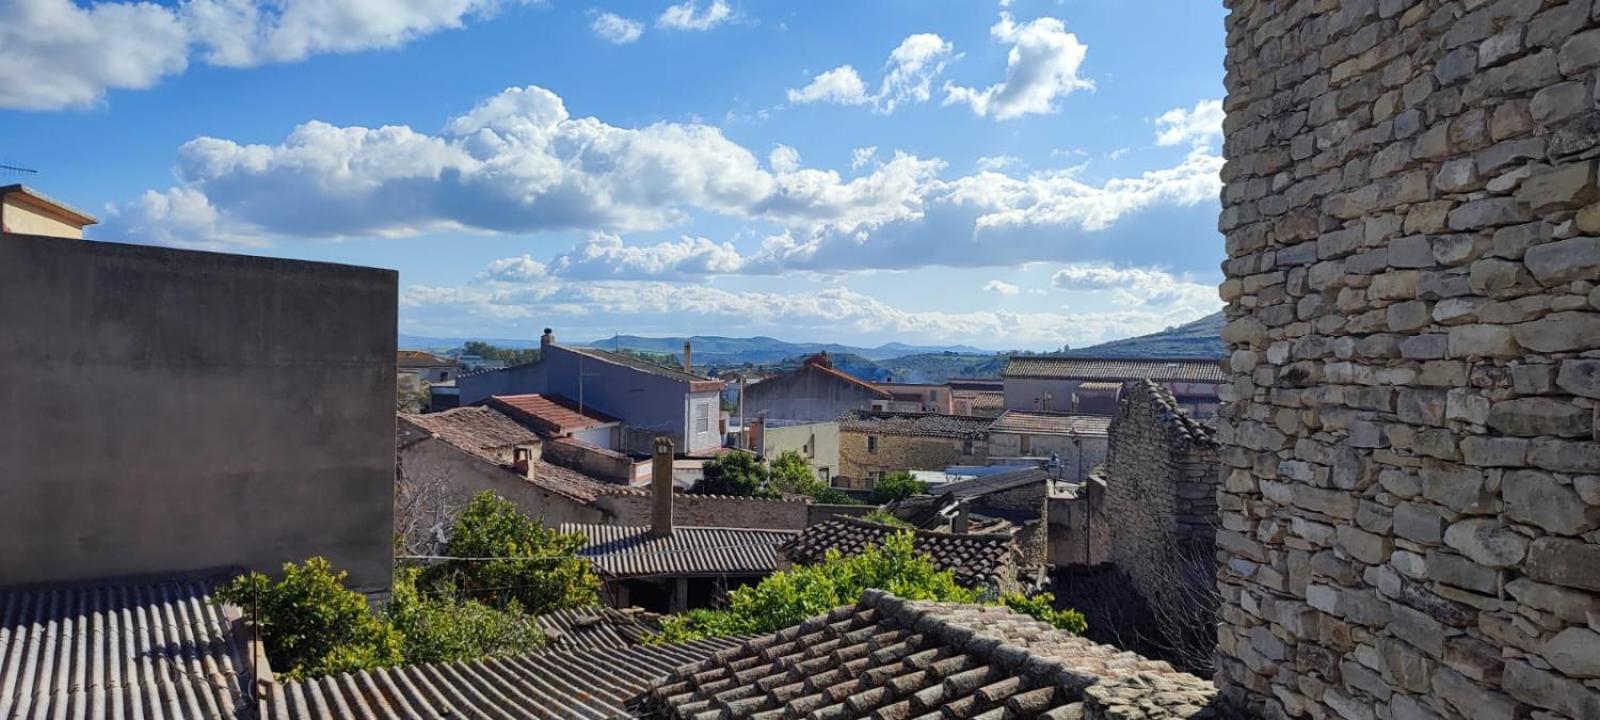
left=868, top=435, right=879, bottom=453
left=818, top=467, right=831, bottom=483
left=1019, top=434, right=1032, bottom=455
left=694, top=402, right=711, bottom=433
left=962, top=438, right=973, bottom=455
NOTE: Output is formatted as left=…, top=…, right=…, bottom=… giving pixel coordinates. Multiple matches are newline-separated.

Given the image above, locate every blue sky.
left=1, top=0, right=1228, bottom=350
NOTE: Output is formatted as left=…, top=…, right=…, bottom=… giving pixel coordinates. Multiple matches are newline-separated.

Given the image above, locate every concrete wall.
left=743, top=365, right=884, bottom=422
left=543, top=436, right=645, bottom=484
left=0, top=233, right=396, bottom=591
left=2, top=197, right=84, bottom=239
left=761, top=421, right=841, bottom=483
left=396, top=433, right=609, bottom=552
left=595, top=492, right=810, bottom=530
left=987, top=432, right=1108, bottom=482
left=1218, top=2, right=1600, bottom=717
left=838, top=431, right=989, bottom=488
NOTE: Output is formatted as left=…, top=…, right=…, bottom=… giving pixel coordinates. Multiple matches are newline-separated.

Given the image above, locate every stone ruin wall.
left=1218, top=1, right=1600, bottom=718
left=1102, top=380, right=1221, bottom=666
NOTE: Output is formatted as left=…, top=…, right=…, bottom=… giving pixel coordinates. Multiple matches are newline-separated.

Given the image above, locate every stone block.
left=1526, top=537, right=1600, bottom=591
left=1503, top=659, right=1600, bottom=718
left=1513, top=312, right=1600, bottom=352
left=1443, top=519, right=1528, bottom=568
left=1514, top=161, right=1598, bottom=212
left=1425, top=549, right=1500, bottom=595
left=1502, top=469, right=1600, bottom=535
left=1486, top=397, right=1594, bottom=438
left=1525, top=236, right=1600, bottom=286
left=1447, top=324, right=1520, bottom=358
left=1556, top=359, right=1600, bottom=398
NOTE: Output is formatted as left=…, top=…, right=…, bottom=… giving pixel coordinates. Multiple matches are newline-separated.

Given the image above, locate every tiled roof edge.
left=594, top=486, right=810, bottom=503
left=836, top=516, right=1015, bottom=542
left=1134, top=379, right=1216, bottom=447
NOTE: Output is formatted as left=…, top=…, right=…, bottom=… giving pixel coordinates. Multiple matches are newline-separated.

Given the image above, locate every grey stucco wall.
left=744, top=365, right=883, bottom=422
left=0, top=234, right=396, bottom=592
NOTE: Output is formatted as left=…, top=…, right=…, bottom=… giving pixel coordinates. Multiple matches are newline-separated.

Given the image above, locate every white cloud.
left=589, top=11, right=643, bottom=44
left=1051, top=264, right=1219, bottom=309
left=656, top=0, right=730, bottom=30
left=1154, top=99, right=1224, bottom=147
left=1108, top=147, right=1130, bottom=160
left=850, top=146, right=879, bottom=170
left=0, top=0, right=520, bottom=110
left=768, top=144, right=802, bottom=173
left=983, top=280, right=1020, bottom=296
left=550, top=232, right=747, bottom=280
left=976, top=155, right=1020, bottom=172
left=944, top=12, right=1092, bottom=120
left=787, top=66, right=870, bottom=106
left=788, top=33, right=955, bottom=113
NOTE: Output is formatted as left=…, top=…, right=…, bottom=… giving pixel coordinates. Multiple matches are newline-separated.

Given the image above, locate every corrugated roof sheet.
left=1002, top=357, right=1225, bottom=383
left=264, top=636, right=742, bottom=720
left=837, top=411, right=993, bottom=438
left=400, top=407, right=539, bottom=461
left=0, top=574, right=257, bottom=720
left=636, top=590, right=1219, bottom=719
left=989, top=411, right=1113, bottom=437
left=535, top=606, right=661, bottom=652
left=779, top=519, right=1016, bottom=590
left=562, top=524, right=797, bottom=579
left=488, top=394, right=619, bottom=435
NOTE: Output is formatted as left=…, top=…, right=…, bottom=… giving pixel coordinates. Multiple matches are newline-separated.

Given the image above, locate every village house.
left=874, top=381, right=954, bottom=413
left=747, top=416, right=841, bottom=485
left=458, top=329, right=726, bottom=455
left=948, top=377, right=1006, bottom=417
left=741, top=352, right=891, bottom=423
left=987, top=410, right=1111, bottom=481
left=397, top=349, right=459, bottom=386
left=0, top=184, right=97, bottom=239
left=1001, top=357, right=1225, bottom=418
left=837, top=410, right=993, bottom=488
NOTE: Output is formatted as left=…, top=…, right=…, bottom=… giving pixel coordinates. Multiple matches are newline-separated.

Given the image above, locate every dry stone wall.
left=1219, top=1, right=1600, bottom=718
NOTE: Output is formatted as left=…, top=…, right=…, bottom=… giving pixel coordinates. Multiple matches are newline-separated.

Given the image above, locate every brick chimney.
left=512, top=447, right=533, bottom=479
left=651, top=436, right=674, bottom=538
left=541, top=328, right=555, bottom=349
left=682, top=340, right=693, bottom=374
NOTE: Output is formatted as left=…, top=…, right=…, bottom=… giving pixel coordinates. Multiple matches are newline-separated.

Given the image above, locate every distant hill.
left=1061, top=311, right=1225, bottom=359
left=579, top=334, right=992, bottom=365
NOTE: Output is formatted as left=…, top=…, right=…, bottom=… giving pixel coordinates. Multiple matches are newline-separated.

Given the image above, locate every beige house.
left=837, top=410, right=992, bottom=489
left=1, top=185, right=96, bottom=239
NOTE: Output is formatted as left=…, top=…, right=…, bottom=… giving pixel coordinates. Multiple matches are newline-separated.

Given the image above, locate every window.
left=962, top=438, right=974, bottom=455
left=1020, top=434, right=1032, bottom=455
left=818, top=467, right=831, bottom=484
left=868, top=435, right=879, bottom=453
left=694, top=402, right=710, bottom=434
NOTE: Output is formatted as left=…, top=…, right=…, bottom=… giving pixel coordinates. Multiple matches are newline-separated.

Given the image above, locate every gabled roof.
left=536, top=605, right=664, bottom=652
left=990, top=411, right=1113, bottom=437
left=566, top=346, right=725, bottom=391
left=265, top=636, right=743, bottom=720
left=489, top=394, right=620, bottom=435
left=562, top=524, right=797, bottom=579
left=0, top=184, right=98, bottom=226
left=798, top=362, right=893, bottom=399
left=780, top=518, right=1017, bottom=589
left=635, top=590, right=1218, bottom=719
left=1002, top=356, right=1225, bottom=383
left=838, top=410, right=993, bottom=439
left=401, top=407, right=538, bottom=461
left=0, top=572, right=257, bottom=720
left=397, top=349, right=455, bottom=367
left=936, top=467, right=1052, bottom=500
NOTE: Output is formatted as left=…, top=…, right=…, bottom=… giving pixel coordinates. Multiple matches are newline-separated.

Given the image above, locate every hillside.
left=1062, top=311, right=1225, bottom=359
left=582, top=334, right=992, bottom=364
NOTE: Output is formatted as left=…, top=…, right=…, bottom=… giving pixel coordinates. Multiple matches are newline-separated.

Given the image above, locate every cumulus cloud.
left=944, top=12, right=1092, bottom=120
left=656, top=0, right=730, bottom=30
left=983, top=280, right=1020, bottom=296
left=976, top=155, right=1020, bottom=172
left=549, top=233, right=747, bottom=279
left=788, top=33, right=955, bottom=113
left=0, top=0, right=520, bottom=110
left=850, top=146, right=879, bottom=170
left=1051, top=264, right=1219, bottom=309
left=1154, top=98, right=1224, bottom=147
left=768, top=144, right=802, bottom=173
left=589, top=11, right=643, bottom=44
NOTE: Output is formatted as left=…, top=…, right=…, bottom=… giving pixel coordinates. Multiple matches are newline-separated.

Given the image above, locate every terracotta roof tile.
left=635, top=590, right=1219, bottom=719
left=990, top=411, right=1113, bottom=437
left=838, top=410, right=993, bottom=438
left=488, top=394, right=620, bottom=435
left=1003, top=357, right=1225, bottom=383
left=400, top=407, right=539, bottom=461
left=780, top=518, right=1016, bottom=590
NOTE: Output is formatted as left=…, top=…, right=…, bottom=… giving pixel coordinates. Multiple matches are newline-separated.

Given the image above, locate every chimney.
left=541, top=328, right=555, bottom=349
left=651, top=436, right=675, bottom=537
left=952, top=504, right=970, bottom=533
left=682, top=340, right=693, bottom=374
left=512, top=447, right=533, bottom=479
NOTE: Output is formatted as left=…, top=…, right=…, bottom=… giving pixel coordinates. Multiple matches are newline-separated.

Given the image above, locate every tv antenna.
left=0, top=162, right=38, bottom=177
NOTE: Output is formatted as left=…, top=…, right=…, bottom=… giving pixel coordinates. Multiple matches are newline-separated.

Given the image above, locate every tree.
left=462, top=341, right=540, bottom=366
left=871, top=471, right=928, bottom=503
left=417, top=492, right=601, bottom=614
left=386, top=568, right=546, bottom=665
left=216, top=558, right=404, bottom=679
left=768, top=450, right=862, bottom=505
left=690, top=452, right=778, bottom=498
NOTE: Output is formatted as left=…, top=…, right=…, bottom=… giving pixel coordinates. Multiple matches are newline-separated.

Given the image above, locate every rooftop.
left=0, top=184, right=98, bottom=226
left=780, top=518, right=1017, bottom=589
left=397, top=349, right=455, bottom=367
left=636, top=590, right=1219, bottom=719
left=398, top=409, right=613, bottom=503
left=537, top=605, right=665, bottom=652
left=838, top=410, right=993, bottom=439
left=562, top=523, right=798, bottom=579
left=947, top=378, right=1005, bottom=391
left=937, top=467, right=1053, bottom=500
left=990, top=411, right=1113, bottom=437
left=794, top=360, right=893, bottom=399
left=489, top=393, right=621, bottom=435
left=566, top=345, right=725, bottom=390
left=1002, top=357, right=1225, bottom=383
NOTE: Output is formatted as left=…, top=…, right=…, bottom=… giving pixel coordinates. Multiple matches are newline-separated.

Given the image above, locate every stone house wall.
left=987, top=431, right=1108, bottom=481
left=838, top=431, right=989, bottom=488
left=1048, top=480, right=1111, bottom=566
left=1218, top=1, right=1600, bottom=718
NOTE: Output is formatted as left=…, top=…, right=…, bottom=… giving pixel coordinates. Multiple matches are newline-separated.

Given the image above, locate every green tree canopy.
left=417, top=492, right=601, bottom=614
left=462, top=341, right=540, bottom=366
left=217, top=558, right=404, bottom=679
left=871, top=470, right=929, bottom=503
left=690, top=452, right=778, bottom=498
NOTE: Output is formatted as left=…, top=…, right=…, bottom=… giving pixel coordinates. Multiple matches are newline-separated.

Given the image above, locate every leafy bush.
left=871, top=471, right=928, bottom=503
left=386, top=568, right=545, bottom=664
left=217, top=558, right=404, bottom=679
left=1002, top=592, right=1088, bottom=634
left=654, top=531, right=977, bottom=642
left=769, top=450, right=862, bottom=505
left=691, top=452, right=778, bottom=497
left=862, top=508, right=911, bottom=527
left=418, top=492, right=601, bottom=614
left=810, top=486, right=862, bottom=505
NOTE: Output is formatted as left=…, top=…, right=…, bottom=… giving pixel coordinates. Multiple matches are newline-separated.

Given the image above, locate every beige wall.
left=2, top=197, right=85, bottom=239
left=838, top=430, right=988, bottom=488
left=761, top=421, right=841, bottom=483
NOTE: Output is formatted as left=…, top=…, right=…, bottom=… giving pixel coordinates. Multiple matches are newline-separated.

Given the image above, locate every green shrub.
left=861, top=508, right=911, bottom=527
left=769, top=450, right=862, bottom=505
left=870, top=471, right=928, bottom=503
left=417, top=492, right=601, bottom=614
left=216, top=557, right=403, bottom=679
left=1001, top=591, right=1088, bottom=634
left=691, top=452, right=778, bottom=497
left=386, top=568, right=545, bottom=664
